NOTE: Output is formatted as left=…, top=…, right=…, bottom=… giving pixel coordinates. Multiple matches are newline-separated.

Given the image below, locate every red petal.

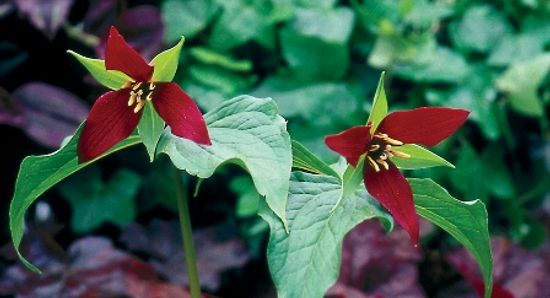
left=78, top=90, right=141, bottom=162
left=325, top=125, right=372, bottom=166
left=152, top=83, right=211, bottom=145
left=105, top=26, right=153, bottom=82
left=364, top=162, right=419, bottom=245
left=377, top=107, right=469, bottom=147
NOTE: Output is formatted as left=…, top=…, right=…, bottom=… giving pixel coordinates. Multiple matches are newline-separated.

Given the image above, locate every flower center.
left=127, top=81, right=155, bottom=113
left=366, top=133, right=410, bottom=172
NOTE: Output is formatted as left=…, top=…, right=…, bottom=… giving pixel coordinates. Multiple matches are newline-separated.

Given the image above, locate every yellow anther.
left=379, top=153, right=387, bottom=160
left=133, top=101, right=145, bottom=113
left=128, top=91, right=136, bottom=106
left=149, top=82, right=156, bottom=90
left=367, top=156, right=380, bottom=172
left=374, top=133, right=388, bottom=140
left=369, top=144, right=380, bottom=152
left=385, top=144, right=392, bottom=150
left=132, top=82, right=143, bottom=90
left=391, top=149, right=411, bottom=158
left=385, top=136, right=403, bottom=146
left=146, top=92, right=153, bottom=101
left=376, top=159, right=390, bottom=170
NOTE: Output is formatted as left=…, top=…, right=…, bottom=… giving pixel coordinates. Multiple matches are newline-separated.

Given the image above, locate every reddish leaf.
left=78, top=89, right=141, bottom=162
left=0, top=83, right=89, bottom=148
left=153, top=83, right=211, bottom=145
left=120, top=219, right=250, bottom=291
left=377, top=107, right=469, bottom=147
left=326, top=221, right=424, bottom=298
left=14, top=0, right=73, bottom=37
left=325, top=125, right=372, bottom=166
left=364, top=163, right=419, bottom=245
left=104, top=26, right=153, bottom=82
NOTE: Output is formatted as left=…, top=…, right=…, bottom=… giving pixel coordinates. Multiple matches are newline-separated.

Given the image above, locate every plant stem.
left=172, top=166, right=202, bottom=298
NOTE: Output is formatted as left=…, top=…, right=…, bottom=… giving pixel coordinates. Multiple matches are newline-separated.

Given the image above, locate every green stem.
left=172, top=166, right=202, bottom=298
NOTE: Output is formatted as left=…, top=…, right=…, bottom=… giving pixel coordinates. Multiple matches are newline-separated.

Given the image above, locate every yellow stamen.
left=128, top=91, right=136, bottom=106
left=132, top=82, right=143, bottom=90
left=384, top=136, right=403, bottom=146
left=391, top=149, right=411, bottom=158
left=379, top=153, right=387, bottom=160
left=367, top=156, right=380, bottom=172
left=133, top=101, right=145, bottom=113
left=376, top=158, right=390, bottom=170
left=149, top=82, right=156, bottom=90
left=146, top=92, right=153, bottom=101
left=385, top=144, right=392, bottom=150
left=369, top=144, right=380, bottom=152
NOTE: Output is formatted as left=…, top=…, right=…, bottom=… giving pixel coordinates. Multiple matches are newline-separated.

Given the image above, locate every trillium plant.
left=8, top=28, right=494, bottom=298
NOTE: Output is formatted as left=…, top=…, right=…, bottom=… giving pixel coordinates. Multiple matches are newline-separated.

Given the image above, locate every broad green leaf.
left=189, top=47, right=252, bottom=72
left=9, top=127, right=141, bottom=272
left=67, top=50, right=131, bottom=90
left=450, top=5, right=511, bottom=53
left=291, top=140, right=339, bottom=178
left=157, top=95, right=292, bottom=227
left=410, top=178, right=493, bottom=298
left=188, top=65, right=256, bottom=95
left=280, top=7, right=355, bottom=81
left=391, top=144, right=454, bottom=169
left=59, top=168, right=141, bottom=233
left=162, top=0, right=218, bottom=42
left=495, top=54, right=550, bottom=117
left=366, top=71, right=388, bottom=130
left=260, top=172, right=391, bottom=298
left=151, top=36, right=185, bottom=82
left=138, top=102, right=165, bottom=161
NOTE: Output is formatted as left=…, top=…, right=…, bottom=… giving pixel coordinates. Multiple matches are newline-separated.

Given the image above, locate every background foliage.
left=1, top=0, right=550, bottom=297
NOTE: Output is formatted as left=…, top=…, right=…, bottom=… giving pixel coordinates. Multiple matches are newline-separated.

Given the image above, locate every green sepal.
left=366, top=71, right=388, bottom=131
left=392, top=144, right=455, bottom=169
left=67, top=50, right=132, bottom=90
left=138, top=102, right=165, bottom=162
left=151, top=36, right=185, bottom=82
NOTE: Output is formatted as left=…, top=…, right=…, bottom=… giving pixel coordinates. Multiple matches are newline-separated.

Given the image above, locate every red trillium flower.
left=77, top=26, right=211, bottom=162
left=325, top=107, right=469, bottom=245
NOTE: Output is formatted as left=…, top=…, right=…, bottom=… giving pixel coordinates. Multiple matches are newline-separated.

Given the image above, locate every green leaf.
left=495, top=54, right=550, bottom=117
left=67, top=50, right=131, bottom=90
left=280, top=7, right=355, bottom=81
left=162, top=0, right=218, bottom=42
left=9, top=127, right=141, bottom=272
left=137, top=102, right=165, bottom=162
left=59, top=168, right=141, bottom=233
left=260, top=171, right=391, bottom=298
left=189, top=47, right=252, bottom=72
left=231, top=176, right=261, bottom=218
left=410, top=178, right=493, bottom=298
left=366, top=71, right=388, bottom=130
left=292, top=140, right=340, bottom=178
left=450, top=5, right=511, bottom=53
left=151, top=36, right=185, bottom=82
left=391, top=144, right=454, bottom=169
left=157, top=95, right=292, bottom=227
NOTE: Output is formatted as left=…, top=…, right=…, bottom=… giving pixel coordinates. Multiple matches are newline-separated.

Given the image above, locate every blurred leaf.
left=392, top=144, right=454, bottom=169
left=368, top=34, right=427, bottom=68
left=253, top=75, right=360, bottom=127
left=68, top=50, right=132, bottom=90
left=189, top=47, right=253, bottom=72
left=367, top=71, right=388, bottom=130
left=280, top=7, right=355, bottom=81
left=260, top=172, right=391, bottom=298
left=0, top=236, right=194, bottom=297
left=85, top=3, right=164, bottom=60
left=488, top=34, right=545, bottom=66
left=14, top=0, right=73, bottom=37
left=120, top=220, right=250, bottom=291
left=151, top=36, right=185, bottom=82
left=327, top=221, right=423, bottom=298
left=496, top=54, right=550, bottom=117
left=9, top=126, right=141, bottom=273
left=292, top=140, right=340, bottom=178
left=410, top=178, right=493, bottom=298
left=208, top=2, right=276, bottom=51
left=6, top=82, right=89, bottom=148
left=450, top=5, right=511, bottom=53
left=157, top=95, right=292, bottom=228
left=162, top=0, right=218, bottom=42
left=188, top=64, right=256, bottom=95
left=0, top=42, right=27, bottom=79
left=138, top=102, right=165, bottom=162
left=231, top=176, right=261, bottom=217
left=141, top=159, right=178, bottom=212
left=59, top=168, right=141, bottom=233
